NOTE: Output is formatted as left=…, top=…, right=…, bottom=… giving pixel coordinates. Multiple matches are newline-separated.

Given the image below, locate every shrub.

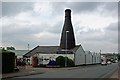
left=56, top=56, right=75, bottom=67
left=2, top=51, right=15, bottom=73
left=16, top=58, right=26, bottom=66
left=56, top=56, right=65, bottom=67
left=66, top=58, right=75, bottom=67
left=118, top=54, right=120, bottom=61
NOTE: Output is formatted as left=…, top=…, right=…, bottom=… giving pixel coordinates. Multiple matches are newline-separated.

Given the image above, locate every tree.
left=0, top=47, right=5, bottom=51
left=7, top=46, right=15, bottom=50
left=2, top=50, right=15, bottom=73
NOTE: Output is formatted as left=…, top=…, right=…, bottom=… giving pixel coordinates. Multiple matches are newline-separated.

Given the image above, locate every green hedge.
left=56, top=56, right=75, bottom=67
left=2, top=51, right=15, bottom=73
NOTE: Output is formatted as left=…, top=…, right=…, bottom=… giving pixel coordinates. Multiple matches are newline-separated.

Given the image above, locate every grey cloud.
left=105, top=22, right=118, bottom=32
left=51, top=2, right=101, bottom=15
left=2, top=21, right=62, bottom=48
left=0, top=2, right=2, bottom=17
left=66, top=2, right=101, bottom=13
left=101, top=2, right=118, bottom=17
left=75, top=27, right=118, bottom=52
left=2, top=24, right=41, bottom=49
left=76, top=28, right=105, bottom=41
left=51, top=2, right=117, bottom=17
left=68, top=2, right=117, bottom=17
left=3, top=25, right=40, bottom=36
left=104, top=22, right=118, bottom=44
left=2, top=2, right=118, bottom=52
left=103, top=2, right=118, bottom=12
left=79, top=22, right=118, bottom=44
left=2, top=19, right=62, bottom=40
left=105, top=2, right=118, bottom=11
left=2, top=2, right=117, bottom=17
left=118, top=2, right=120, bottom=15
left=2, top=2, right=33, bottom=16
left=46, top=21, right=63, bottom=34
left=3, top=35, right=38, bottom=50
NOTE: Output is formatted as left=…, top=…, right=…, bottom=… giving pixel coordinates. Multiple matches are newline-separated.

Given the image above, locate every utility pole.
left=65, top=31, right=69, bottom=67
left=100, top=50, right=101, bottom=63
left=28, top=44, right=29, bottom=51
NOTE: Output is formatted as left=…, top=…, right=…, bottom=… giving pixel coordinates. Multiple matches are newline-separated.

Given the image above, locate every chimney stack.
left=60, top=9, right=75, bottom=49
left=65, top=9, right=71, bottom=17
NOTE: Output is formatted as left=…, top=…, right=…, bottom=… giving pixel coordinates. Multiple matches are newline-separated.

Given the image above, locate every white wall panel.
left=74, top=46, right=85, bottom=65
left=85, top=51, right=92, bottom=64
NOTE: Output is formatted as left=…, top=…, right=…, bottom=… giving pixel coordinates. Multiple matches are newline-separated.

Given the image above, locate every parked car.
left=115, top=60, right=118, bottom=63
left=107, top=61, right=111, bottom=64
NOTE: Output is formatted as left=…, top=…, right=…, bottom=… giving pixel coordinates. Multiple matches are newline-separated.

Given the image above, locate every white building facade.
left=24, top=45, right=101, bottom=66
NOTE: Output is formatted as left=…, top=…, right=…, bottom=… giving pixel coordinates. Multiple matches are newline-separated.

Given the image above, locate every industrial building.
left=24, top=9, right=101, bottom=66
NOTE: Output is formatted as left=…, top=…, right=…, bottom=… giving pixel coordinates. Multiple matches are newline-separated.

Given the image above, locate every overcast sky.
left=1, top=1, right=118, bottom=53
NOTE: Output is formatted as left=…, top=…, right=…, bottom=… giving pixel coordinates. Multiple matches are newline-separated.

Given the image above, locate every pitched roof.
left=85, top=51, right=90, bottom=54
left=24, top=46, right=59, bottom=57
left=24, top=45, right=81, bottom=57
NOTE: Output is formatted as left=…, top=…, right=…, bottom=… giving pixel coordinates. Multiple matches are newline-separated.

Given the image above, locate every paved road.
left=14, top=63, right=118, bottom=78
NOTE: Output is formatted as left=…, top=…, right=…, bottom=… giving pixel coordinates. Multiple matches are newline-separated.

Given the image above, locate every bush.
left=56, top=56, right=65, bottom=67
left=56, top=56, right=75, bottom=67
left=2, top=51, right=15, bottom=73
left=118, top=54, right=120, bottom=61
left=16, top=58, right=26, bottom=66
left=66, top=58, right=75, bottom=67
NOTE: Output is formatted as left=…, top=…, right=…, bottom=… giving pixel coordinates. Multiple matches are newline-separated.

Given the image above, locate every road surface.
left=13, top=63, right=119, bottom=78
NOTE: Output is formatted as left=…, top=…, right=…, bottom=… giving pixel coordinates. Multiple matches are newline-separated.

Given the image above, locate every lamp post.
left=100, top=50, right=101, bottom=63
left=65, top=30, right=69, bottom=67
